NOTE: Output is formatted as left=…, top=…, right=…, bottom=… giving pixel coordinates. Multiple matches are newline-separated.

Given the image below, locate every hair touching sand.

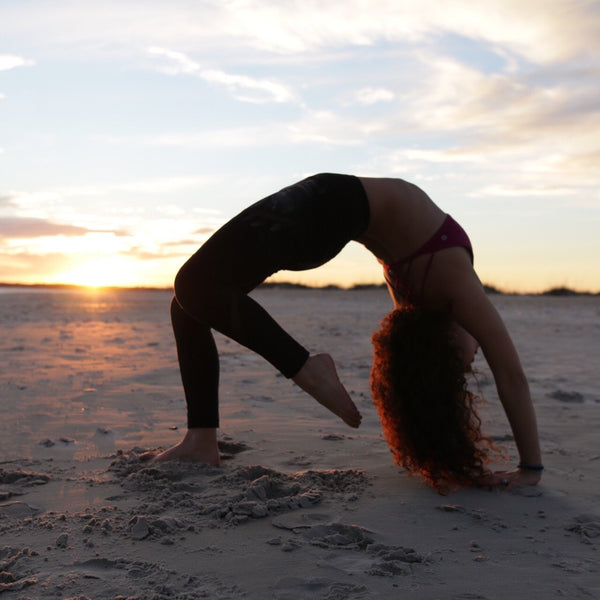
left=371, top=307, right=496, bottom=493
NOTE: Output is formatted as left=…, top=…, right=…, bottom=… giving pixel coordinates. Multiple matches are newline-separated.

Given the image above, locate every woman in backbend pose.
left=145, top=173, right=543, bottom=492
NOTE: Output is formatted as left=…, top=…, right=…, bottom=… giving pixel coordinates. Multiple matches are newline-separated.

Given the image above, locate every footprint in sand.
left=565, top=514, right=600, bottom=544
left=0, top=547, right=37, bottom=594
left=273, top=576, right=369, bottom=600
left=70, top=557, right=241, bottom=598
left=0, top=468, right=50, bottom=486
left=0, top=501, right=41, bottom=519
left=548, top=389, right=584, bottom=403
left=217, top=438, right=250, bottom=460
left=272, top=516, right=425, bottom=577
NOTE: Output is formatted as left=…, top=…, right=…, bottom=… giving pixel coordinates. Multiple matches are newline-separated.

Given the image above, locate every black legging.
left=171, top=173, right=370, bottom=428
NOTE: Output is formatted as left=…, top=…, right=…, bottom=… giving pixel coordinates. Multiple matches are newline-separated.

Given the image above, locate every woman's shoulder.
left=359, top=176, right=443, bottom=220
left=358, top=176, right=410, bottom=204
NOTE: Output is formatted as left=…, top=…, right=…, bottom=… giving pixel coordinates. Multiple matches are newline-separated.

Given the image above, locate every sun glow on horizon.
left=45, top=248, right=599, bottom=294
left=58, top=257, right=140, bottom=289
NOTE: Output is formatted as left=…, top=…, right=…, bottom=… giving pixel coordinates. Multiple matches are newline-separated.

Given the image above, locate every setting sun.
left=59, top=258, right=137, bottom=288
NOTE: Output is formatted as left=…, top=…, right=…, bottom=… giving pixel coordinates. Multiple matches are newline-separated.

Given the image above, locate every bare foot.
left=292, top=353, right=362, bottom=428
left=140, top=428, right=221, bottom=466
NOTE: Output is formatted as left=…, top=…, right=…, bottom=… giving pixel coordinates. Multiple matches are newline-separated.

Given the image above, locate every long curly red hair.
left=371, top=307, right=494, bottom=493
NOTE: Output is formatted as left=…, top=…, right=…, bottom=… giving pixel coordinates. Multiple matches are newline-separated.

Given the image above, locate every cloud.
left=390, top=148, right=487, bottom=165
left=559, top=150, right=600, bottom=177
left=142, top=37, right=600, bottom=168
left=201, top=68, right=294, bottom=103
left=102, top=175, right=214, bottom=195
left=95, top=128, right=279, bottom=149
left=147, top=46, right=199, bottom=75
left=0, top=195, right=15, bottom=208
left=0, top=54, right=35, bottom=71
left=0, top=217, right=114, bottom=239
left=5, top=1, right=597, bottom=67
left=391, top=50, right=600, bottom=164
left=95, top=114, right=367, bottom=148
left=0, top=251, right=78, bottom=283
left=9, top=176, right=215, bottom=205
left=353, top=87, right=395, bottom=105
left=473, top=184, right=575, bottom=198
left=148, top=46, right=295, bottom=103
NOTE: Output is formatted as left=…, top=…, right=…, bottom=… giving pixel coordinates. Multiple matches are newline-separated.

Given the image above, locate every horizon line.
left=0, top=281, right=598, bottom=297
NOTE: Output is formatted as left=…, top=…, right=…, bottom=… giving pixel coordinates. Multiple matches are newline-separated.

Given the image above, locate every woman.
left=146, top=173, right=543, bottom=492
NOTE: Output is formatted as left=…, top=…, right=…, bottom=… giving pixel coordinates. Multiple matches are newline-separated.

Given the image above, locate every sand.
left=0, top=286, right=598, bottom=599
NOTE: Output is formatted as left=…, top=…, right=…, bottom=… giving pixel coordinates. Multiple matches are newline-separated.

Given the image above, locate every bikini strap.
left=418, top=253, right=435, bottom=302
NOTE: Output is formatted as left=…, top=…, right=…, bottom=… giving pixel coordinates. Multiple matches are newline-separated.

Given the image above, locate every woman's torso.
left=357, top=177, right=446, bottom=263
left=356, top=176, right=472, bottom=310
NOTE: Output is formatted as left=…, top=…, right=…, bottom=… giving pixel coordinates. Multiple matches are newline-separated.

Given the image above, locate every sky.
left=1, top=0, right=599, bottom=292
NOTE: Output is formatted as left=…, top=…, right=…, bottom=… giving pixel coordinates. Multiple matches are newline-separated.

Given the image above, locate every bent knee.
left=173, top=259, right=224, bottom=319
left=174, top=260, right=207, bottom=309
left=173, top=264, right=190, bottom=302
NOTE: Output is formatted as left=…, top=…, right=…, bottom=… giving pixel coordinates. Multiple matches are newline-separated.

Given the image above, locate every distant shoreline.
left=0, top=281, right=598, bottom=297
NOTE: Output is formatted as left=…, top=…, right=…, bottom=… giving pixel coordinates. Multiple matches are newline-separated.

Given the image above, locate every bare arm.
left=432, top=255, right=542, bottom=487
left=454, top=286, right=541, bottom=460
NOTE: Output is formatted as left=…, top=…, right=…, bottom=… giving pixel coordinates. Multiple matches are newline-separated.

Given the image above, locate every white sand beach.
left=1, top=286, right=598, bottom=599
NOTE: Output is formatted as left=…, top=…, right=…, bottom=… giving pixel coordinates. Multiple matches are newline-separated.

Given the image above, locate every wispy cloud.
left=201, top=68, right=294, bottom=104
left=0, top=250, right=78, bottom=283
left=0, top=217, right=123, bottom=239
left=148, top=46, right=295, bottom=104
left=95, top=109, right=389, bottom=149
left=0, top=195, right=15, bottom=207
left=390, top=148, right=488, bottom=165
left=0, top=55, right=32, bottom=102
left=193, top=227, right=216, bottom=235
left=146, top=47, right=199, bottom=75
left=59, top=175, right=216, bottom=196
left=0, top=54, right=35, bottom=71
left=473, top=184, right=575, bottom=198
left=5, top=177, right=217, bottom=216
left=4, top=1, right=597, bottom=63
left=353, top=87, right=395, bottom=105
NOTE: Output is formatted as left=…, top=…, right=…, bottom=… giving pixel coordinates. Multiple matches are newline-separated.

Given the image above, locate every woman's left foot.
left=139, top=428, right=221, bottom=466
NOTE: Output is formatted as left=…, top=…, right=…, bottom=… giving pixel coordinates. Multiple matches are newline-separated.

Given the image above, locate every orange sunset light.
left=59, top=258, right=139, bottom=289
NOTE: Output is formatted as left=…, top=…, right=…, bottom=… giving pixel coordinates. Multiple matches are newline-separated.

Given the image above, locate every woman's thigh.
left=179, top=173, right=369, bottom=291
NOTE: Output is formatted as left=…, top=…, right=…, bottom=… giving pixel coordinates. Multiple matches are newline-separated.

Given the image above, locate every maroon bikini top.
left=383, top=214, right=474, bottom=303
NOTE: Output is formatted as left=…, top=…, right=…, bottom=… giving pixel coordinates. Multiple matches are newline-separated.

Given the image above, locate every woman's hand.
left=477, top=468, right=542, bottom=491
